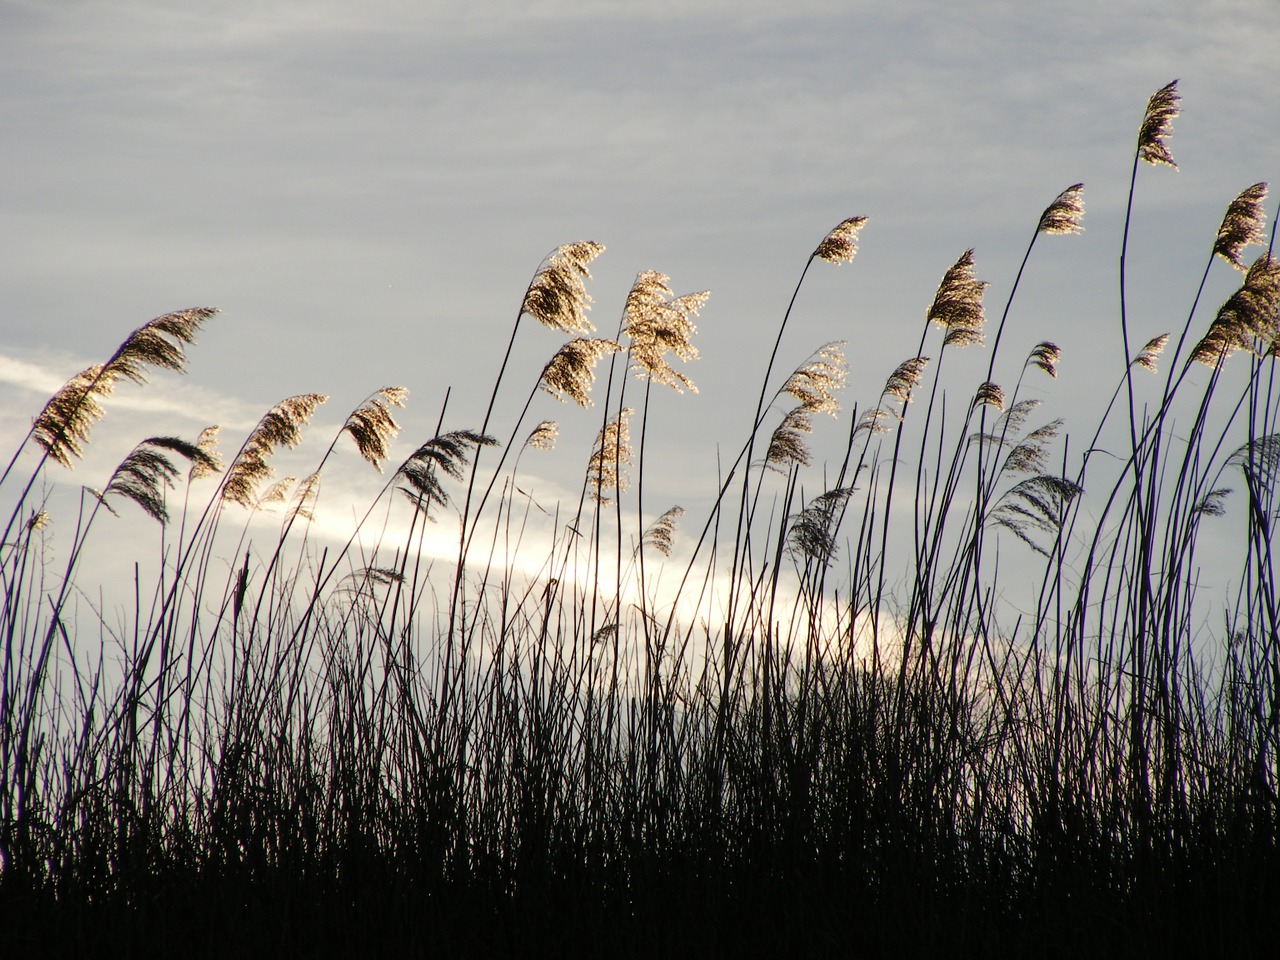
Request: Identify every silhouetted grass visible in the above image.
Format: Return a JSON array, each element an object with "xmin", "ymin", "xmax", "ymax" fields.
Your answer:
[{"xmin": 2, "ymin": 82, "xmax": 1277, "ymax": 957}]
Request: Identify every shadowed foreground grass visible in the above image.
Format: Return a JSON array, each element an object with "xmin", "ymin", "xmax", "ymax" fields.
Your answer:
[{"xmin": 2, "ymin": 82, "xmax": 1277, "ymax": 957}]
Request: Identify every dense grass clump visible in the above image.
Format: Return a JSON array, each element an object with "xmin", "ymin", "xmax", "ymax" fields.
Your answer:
[{"xmin": 2, "ymin": 82, "xmax": 1277, "ymax": 957}]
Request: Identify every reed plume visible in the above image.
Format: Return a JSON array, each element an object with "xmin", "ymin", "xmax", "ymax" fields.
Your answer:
[
  {"xmin": 524, "ymin": 420, "xmax": 559, "ymax": 452},
  {"xmin": 787, "ymin": 487, "xmax": 853, "ymax": 564},
  {"xmin": 221, "ymin": 394, "xmax": 328, "ymax": 508},
  {"xmin": 191, "ymin": 426, "xmax": 222, "ymax": 479},
  {"xmin": 586, "ymin": 408, "xmax": 632, "ymax": 504},
  {"xmin": 928, "ymin": 250, "xmax": 987, "ymax": 347},
  {"xmin": 973, "ymin": 381, "xmax": 1005, "ymax": 411},
  {"xmin": 1002, "ymin": 420, "xmax": 1063, "ymax": 476},
  {"xmin": 1214, "ymin": 183, "xmax": 1269, "ymax": 270},
  {"xmin": 623, "ymin": 271, "xmax": 708, "ymax": 393},
  {"xmin": 1037, "ymin": 183, "xmax": 1086, "ymax": 235},
  {"xmin": 1027, "ymin": 342, "xmax": 1061, "ymax": 379},
  {"xmin": 104, "ymin": 435, "xmax": 219, "ymax": 524},
  {"xmin": 343, "ymin": 387, "xmax": 408, "ymax": 472},
  {"xmin": 1190, "ymin": 254, "xmax": 1280, "ymax": 367},
  {"xmin": 642, "ymin": 506, "xmax": 684, "ymax": 557},
  {"xmin": 522, "ymin": 241, "xmax": 606, "ymax": 334},
  {"xmin": 541, "ymin": 338, "xmax": 622, "ymax": 408},
  {"xmin": 989, "ymin": 474, "xmax": 1083, "ymax": 554},
  {"xmin": 813, "ymin": 216, "xmax": 868, "ymax": 265},
  {"xmin": 29, "ymin": 307, "xmax": 216, "ymax": 468},
  {"xmin": 766, "ymin": 406, "xmax": 814, "ymax": 472},
  {"xmin": 397, "ymin": 430, "xmax": 498, "ymax": 517},
  {"xmin": 288, "ymin": 472, "xmax": 322, "ymax": 523},
  {"xmin": 782, "ymin": 341, "xmax": 847, "ymax": 415},
  {"xmin": 1138, "ymin": 80, "xmax": 1180, "ymax": 169},
  {"xmin": 1133, "ymin": 333, "xmax": 1170, "ymax": 372},
  {"xmin": 883, "ymin": 356, "xmax": 930, "ymax": 402}
]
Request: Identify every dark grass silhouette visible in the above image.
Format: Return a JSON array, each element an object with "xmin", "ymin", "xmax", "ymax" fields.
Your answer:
[{"xmin": 2, "ymin": 82, "xmax": 1277, "ymax": 957}]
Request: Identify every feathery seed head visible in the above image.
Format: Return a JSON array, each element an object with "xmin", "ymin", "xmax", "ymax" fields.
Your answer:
[
  {"xmin": 1038, "ymin": 184, "xmax": 1085, "ymax": 235},
  {"xmin": 783, "ymin": 341, "xmax": 847, "ymax": 416},
  {"xmin": 191, "ymin": 426, "xmax": 222, "ymax": 479},
  {"xmin": 1027, "ymin": 342, "xmax": 1062, "ymax": 379},
  {"xmin": 813, "ymin": 216, "xmax": 868, "ymax": 265},
  {"xmin": 540, "ymin": 338, "xmax": 621, "ymax": 408},
  {"xmin": 973, "ymin": 381, "xmax": 1005, "ymax": 411},
  {"xmin": 105, "ymin": 435, "xmax": 216, "ymax": 524},
  {"xmin": 1191, "ymin": 254, "xmax": 1280, "ymax": 366},
  {"xmin": 787, "ymin": 487, "xmax": 854, "ymax": 564},
  {"xmin": 525, "ymin": 420, "xmax": 559, "ymax": 451},
  {"xmin": 642, "ymin": 506, "xmax": 684, "ymax": 557},
  {"xmin": 1138, "ymin": 80, "xmax": 1180, "ymax": 169},
  {"xmin": 288, "ymin": 472, "xmax": 321, "ymax": 522},
  {"xmin": 587, "ymin": 408, "xmax": 633, "ymax": 504},
  {"xmin": 221, "ymin": 393, "xmax": 327, "ymax": 508},
  {"xmin": 766, "ymin": 406, "xmax": 814, "ymax": 472},
  {"xmin": 29, "ymin": 308, "xmax": 216, "ymax": 469},
  {"xmin": 623, "ymin": 270, "xmax": 707, "ymax": 393},
  {"xmin": 522, "ymin": 241, "xmax": 605, "ymax": 334},
  {"xmin": 344, "ymin": 386, "xmax": 407, "ymax": 472},
  {"xmin": 1215, "ymin": 183, "xmax": 1269, "ymax": 271},
  {"xmin": 855, "ymin": 406, "xmax": 901, "ymax": 436},
  {"xmin": 928, "ymin": 250, "xmax": 987, "ymax": 346},
  {"xmin": 397, "ymin": 430, "xmax": 498, "ymax": 518},
  {"xmin": 883, "ymin": 356, "xmax": 929, "ymax": 402},
  {"xmin": 1133, "ymin": 333, "xmax": 1170, "ymax": 372},
  {"xmin": 31, "ymin": 366, "xmax": 109, "ymax": 468}
]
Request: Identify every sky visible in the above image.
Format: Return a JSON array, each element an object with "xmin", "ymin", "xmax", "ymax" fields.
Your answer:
[{"xmin": 1, "ymin": 0, "xmax": 1278, "ymax": 618}]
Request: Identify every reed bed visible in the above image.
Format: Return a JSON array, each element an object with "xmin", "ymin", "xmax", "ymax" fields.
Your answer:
[{"xmin": 2, "ymin": 83, "xmax": 1277, "ymax": 957}]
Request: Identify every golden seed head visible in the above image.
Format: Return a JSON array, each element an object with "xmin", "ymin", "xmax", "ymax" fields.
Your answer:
[
  {"xmin": 587, "ymin": 408, "xmax": 633, "ymax": 504},
  {"xmin": 973, "ymin": 381, "xmax": 1005, "ymax": 411},
  {"xmin": 1191, "ymin": 254, "xmax": 1280, "ymax": 366},
  {"xmin": 1214, "ymin": 183, "xmax": 1269, "ymax": 271},
  {"xmin": 623, "ymin": 270, "xmax": 707, "ymax": 394},
  {"xmin": 883, "ymin": 356, "xmax": 929, "ymax": 402},
  {"xmin": 540, "ymin": 338, "xmax": 621, "ymax": 408},
  {"xmin": 1038, "ymin": 184, "xmax": 1085, "ymax": 235},
  {"xmin": 782, "ymin": 341, "xmax": 847, "ymax": 416},
  {"xmin": 766, "ymin": 406, "xmax": 814, "ymax": 472},
  {"xmin": 525, "ymin": 420, "xmax": 559, "ymax": 451},
  {"xmin": 928, "ymin": 250, "xmax": 987, "ymax": 346},
  {"xmin": 813, "ymin": 216, "xmax": 868, "ymax": 265},
  {"xmin": 1138, "ymin": 79, "xmax": 1180, "ymax": 169},
  {"xmin": 521, "ymin": 241, "xmax": 605, "ymax": 334}
]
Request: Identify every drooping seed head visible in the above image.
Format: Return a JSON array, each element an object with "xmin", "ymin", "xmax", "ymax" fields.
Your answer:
[
  {"xmin": 813, "ymin": 216, "xmax": 868, "ymax": 265},
  {"xmin": 1214, "ymin": 183, "xmax": 1269, "ymax": 271},
  {"xmin": 1138, "ymin": 80, "xmax": 1180, "ymax": 169},
  {"xmin": 1037, "ymin": 184, "xmax": 1085, "ymax": 235}
]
